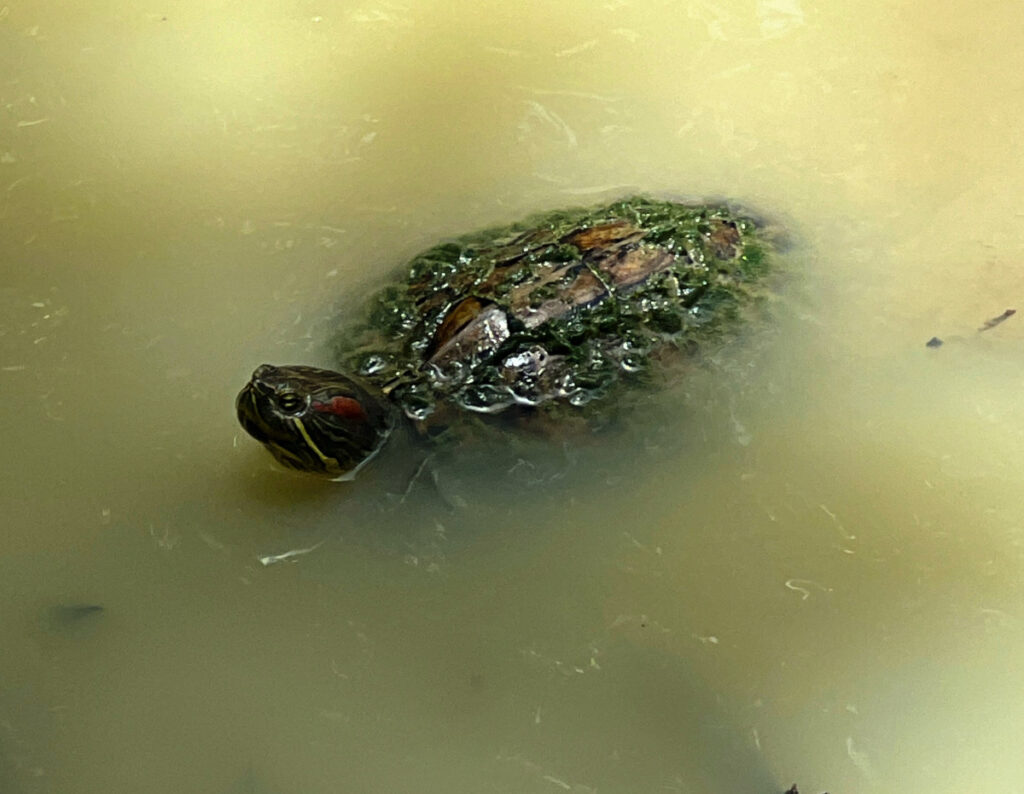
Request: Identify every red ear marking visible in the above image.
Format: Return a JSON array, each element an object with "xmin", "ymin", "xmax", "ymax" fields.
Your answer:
[{"xmin": 313, "ymin": 396, "xmax": 368, "ymax": 421}]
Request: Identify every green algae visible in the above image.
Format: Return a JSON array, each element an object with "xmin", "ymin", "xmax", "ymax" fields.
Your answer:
[{"xmin": 334, "ymin": 196, "xmax": 777, "ymax": 424}]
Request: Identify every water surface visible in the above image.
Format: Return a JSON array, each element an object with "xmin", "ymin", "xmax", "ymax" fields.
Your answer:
[{"xmin": 2, "ymin": 1, "xmax": 1023, "ymax": 792}]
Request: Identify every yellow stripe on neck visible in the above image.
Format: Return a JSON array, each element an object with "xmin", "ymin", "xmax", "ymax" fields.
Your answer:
[{"xmin": 291, "ymin": 417, "xmax": 337, "ymax": 470}]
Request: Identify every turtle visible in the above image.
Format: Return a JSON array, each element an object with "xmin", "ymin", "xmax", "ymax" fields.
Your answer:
[{"xmin": 235, "ymin": 196, "xmax": 776, "ymax": 480}]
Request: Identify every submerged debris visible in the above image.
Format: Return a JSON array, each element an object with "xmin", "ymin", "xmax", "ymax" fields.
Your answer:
[
  {"xmin": 978, "ymin": 308, "xmax": 1016, "ymax": 331},
  {"xmin": 257, "ymin": 539, "xmax": 326, "ymax": 566},
  {"xmin": 927, "ymin": 307, "xmax": 1016, "ymax": 347},
  {"xmin": 51, "ymin": 603, "xmax": 103, "ymax": 621},
  {"xmin": 44, "ymin": 604, "xmax": 104, "ymax": 632}
]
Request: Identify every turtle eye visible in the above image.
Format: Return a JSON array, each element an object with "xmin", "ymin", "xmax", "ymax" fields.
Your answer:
[{"xmin": 276, "ymin": 391, "xmax": 305, "ymax": 413}]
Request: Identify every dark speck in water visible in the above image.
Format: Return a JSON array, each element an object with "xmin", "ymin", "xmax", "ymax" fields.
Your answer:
[{"xmin": 46, "ymin": 604, "xmax": 104, "ymax": 630}]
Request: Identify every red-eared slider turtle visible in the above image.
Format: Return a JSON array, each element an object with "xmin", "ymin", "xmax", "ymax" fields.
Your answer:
[{"xmin": 236, "ymin": 197, "xmax": 775, "ymax": 479}]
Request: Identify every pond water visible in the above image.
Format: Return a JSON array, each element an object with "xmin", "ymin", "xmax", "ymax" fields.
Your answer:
[{"xmin": 2, "ymin": 1, "xmax": 1023, "ymax": 792}]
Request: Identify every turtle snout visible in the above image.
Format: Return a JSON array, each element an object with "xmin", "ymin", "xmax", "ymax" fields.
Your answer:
[{"xmin": 252, "ymin": 364, "xmax": 278, "ymax": 381}]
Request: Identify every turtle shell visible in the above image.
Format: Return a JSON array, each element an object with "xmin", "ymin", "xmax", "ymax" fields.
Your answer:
[{"xmin": 335, "ymin": 196, "xmax": 773, "ymax": 422}]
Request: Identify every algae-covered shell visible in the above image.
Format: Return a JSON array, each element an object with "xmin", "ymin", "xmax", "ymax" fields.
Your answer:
[{"xmin": 339, "ymin": 196, "xmax": 774, "ymax": 421}]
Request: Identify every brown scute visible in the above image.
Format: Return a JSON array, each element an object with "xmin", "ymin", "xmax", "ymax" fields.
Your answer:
[
  {"xmin": 597, "ymin": 246, "xmax": 677, "ymax": 290},
  {"xmin": 507, "ymin": 264, "xmax": 572, "ymax": 313},
  {"xmin": 429, "ymin": 297, "xmax": 487, "ymax": 355},
  {"xmin": 427, "ymin": 303, "xmax": 511, "ymax": 369},
  {"xmin": 559, "ymin": 268, "xmax": 606, "ymax": 308},
  {"xmin": 530, "ymin": 269, "xmax": 608, "ymax": 328},
  {"xmin": 477, "ymin": 262, "xmax": 521, "ymax": 291},
  {"xmin": 508, "ymin": 264, "xmax": 609, "ymax": 329},
  {"xmin": 707, "ymin": 219, "xmax": 741, "ymax": 259},
  {"xmin": 414, "ymin": 289, "xmax": 453, "ymax": 317},
  {"xmin": 565, "ymin": 220, "xmax": 644, "ymax": 251}
]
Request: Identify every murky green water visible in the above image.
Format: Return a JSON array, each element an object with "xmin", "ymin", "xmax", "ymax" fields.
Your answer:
[{"xmin": 3, "ymin": 1, "xmax": 1023, "ymax": 792}]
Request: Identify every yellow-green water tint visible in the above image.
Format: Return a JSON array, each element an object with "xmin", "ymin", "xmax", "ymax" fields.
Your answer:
[{"xmin": 2, "ymin": 1, "xmax": 1023, "ymax": 792}]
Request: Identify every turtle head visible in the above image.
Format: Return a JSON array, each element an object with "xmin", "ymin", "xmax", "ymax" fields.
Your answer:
[{"xmin": 236, "ymin": 364, "xmax": 393, "ymax": 480}]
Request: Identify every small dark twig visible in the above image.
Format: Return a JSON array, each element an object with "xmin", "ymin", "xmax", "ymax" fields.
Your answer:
[{"xmin": 978, "ymin": 308, "xmax": 1016, "ymax": 332}]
